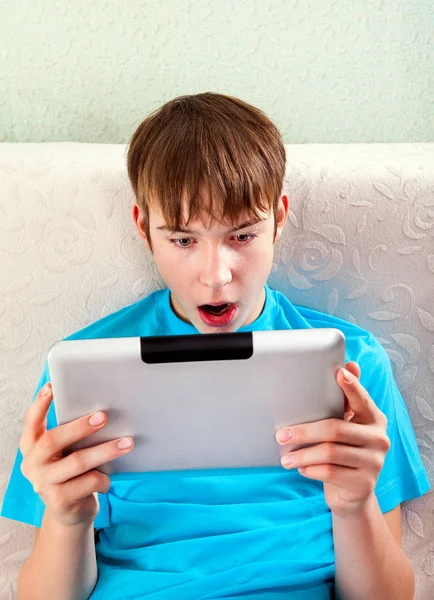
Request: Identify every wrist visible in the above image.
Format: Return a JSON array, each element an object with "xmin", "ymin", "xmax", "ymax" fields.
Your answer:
[
  {"xmin": 43, "ymin": 507, "xmax": 96, "ymax": 532},
  {"xmin": 331, "ymin": 491, "xmax": 377, "ymax": 520}
]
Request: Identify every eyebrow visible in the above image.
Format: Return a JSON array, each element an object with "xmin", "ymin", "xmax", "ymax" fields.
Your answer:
[{"xmin": 156, "ymin": 218, "xmax": 266, "ymax": 235}]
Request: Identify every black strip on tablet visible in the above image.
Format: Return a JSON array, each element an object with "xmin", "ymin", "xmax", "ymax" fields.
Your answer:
[{"xmin": 140, "ymin": 332, "xmax": 253, "ymax": 364}]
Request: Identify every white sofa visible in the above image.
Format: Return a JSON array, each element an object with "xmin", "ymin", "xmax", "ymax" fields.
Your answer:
[{"xmin": 0, "ymin": 142, "xmax": 433, "ymax": 599}]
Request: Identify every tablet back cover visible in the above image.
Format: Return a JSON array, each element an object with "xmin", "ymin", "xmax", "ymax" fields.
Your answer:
[{"xmin": 48, "ymin": 328, "xmax": 345, "ymax": 473}]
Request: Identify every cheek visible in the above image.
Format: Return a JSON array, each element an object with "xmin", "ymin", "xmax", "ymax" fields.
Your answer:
[
  {"xmin": 241, "ymin": 245, "xmax": 272, "ymax": 273},
  {"xmin": 153, "ymin": 249, "xmax": 183, "ymax": 281}
]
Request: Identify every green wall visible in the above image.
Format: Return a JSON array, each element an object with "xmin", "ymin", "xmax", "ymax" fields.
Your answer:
[{"xmin": 1, "ymin": 0, "xmax": 433, "ymax": 143}]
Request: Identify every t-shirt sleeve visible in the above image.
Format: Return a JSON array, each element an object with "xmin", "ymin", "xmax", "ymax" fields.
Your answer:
[
  {"xmin": 359, "ymin": 333, "xmax": 431, "ymax": 514},
  {"xmin": 0, "ymin": 359, "xmax": 110, "ymax": 531}
]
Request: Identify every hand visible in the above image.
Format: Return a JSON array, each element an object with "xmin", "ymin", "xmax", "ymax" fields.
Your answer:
[
  {"xmin": 19, "ymin": 382, "xmax": 135, "ymax": 527},
  {"xmin": 275, "ymin": 362, "xmax": 391, "ymax": 517}
]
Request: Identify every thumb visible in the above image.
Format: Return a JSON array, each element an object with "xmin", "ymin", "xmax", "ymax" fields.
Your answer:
[
  {"xmin": 342, "ymin": 361, "xmax": 360, "ymax": 421},
  {"xmin": 345, "ymin": 361, "xmax": 361, "ymax": 380}
]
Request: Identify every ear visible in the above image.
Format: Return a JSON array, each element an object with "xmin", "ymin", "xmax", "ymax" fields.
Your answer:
[
  {"xmin": 132, "ymin": 204, "xmax": 151, "ymax": 251},
  {"xmin": 273, "ymin": 195, "xmax": 289, "ymax": 243}
]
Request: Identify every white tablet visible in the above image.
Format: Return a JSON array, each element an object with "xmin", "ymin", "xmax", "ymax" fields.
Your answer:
[{"xmin": 48, "ymin": 328, "xmax": 346, "ymax": 474}]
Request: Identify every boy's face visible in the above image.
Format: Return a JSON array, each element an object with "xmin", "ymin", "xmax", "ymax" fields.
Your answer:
[{"xmin": 132, "ymin": 190, "xmax": 289, "ymax": 333}]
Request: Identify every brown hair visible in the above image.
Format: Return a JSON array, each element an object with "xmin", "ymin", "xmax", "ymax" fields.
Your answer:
[{"xmin": 126, "ymin": 92, "xmax": 286, "ymax": 250}]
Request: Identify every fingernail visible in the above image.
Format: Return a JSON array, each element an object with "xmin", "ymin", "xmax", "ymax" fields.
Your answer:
[
  {"xmin": 281, "ymin": 456, "xmax": 293, "ymax": 468},
  {"xmin": 342, "ymin": 368, "xmax": 354, "ymax": 383},
  {"xmin": 41, "ymin": 383, "xmax": 50, "ymax": 397},
  {"xmin": 89, "ymin": 411, "xmax": 105, "ymax": 426},
  {"xmin": 276, "ymin": 428, "xmax": 293, "ymax": 442},
  {"xmin": 117, "ymin": 437, "xmax": 133, "ymax": 450}
]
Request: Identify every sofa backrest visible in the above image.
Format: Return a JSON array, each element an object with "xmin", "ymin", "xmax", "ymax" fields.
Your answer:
[{"xmin": 0, "ymin": 142, "xmax": 433, "ymax": 599}]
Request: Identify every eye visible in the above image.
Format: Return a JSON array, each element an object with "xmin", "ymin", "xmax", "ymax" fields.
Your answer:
[
  {"xmin": 234, "ymin": 233, "xmax": 257, "ymax": 243},
  {"xmin": 170, "ymin": 237, "xmax": 193, "ymax": 248}
]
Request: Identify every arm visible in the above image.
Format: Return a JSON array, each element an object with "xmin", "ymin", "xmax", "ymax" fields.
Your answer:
[
  {"xmin": 276, "ymin": 362, "xmax": 418, "ymax": 600},
  {"xmin": 18, "ymin": 510, "xmax": 98, "ymax": 600},
  {"xmin": 332, "ymin": 495, "xmax": 414, "ymax": 600},
  {"xmin": 15, "ymin": 381, "xmax": 134, "ymax": 599},
  {"xmin": 18, "ymin": 509, "xmax": 98, "ymax": 600}
]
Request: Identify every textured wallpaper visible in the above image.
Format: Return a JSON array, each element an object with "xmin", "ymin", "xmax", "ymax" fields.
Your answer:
[{"xmin": 1, "ymin": 0, "xmax": 433, "ymax": 144}]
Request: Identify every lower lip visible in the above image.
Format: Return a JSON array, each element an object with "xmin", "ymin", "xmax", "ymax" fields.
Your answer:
[{"xmin": 197, "ymin": 304, "xmax": 238, "ymax": 327}]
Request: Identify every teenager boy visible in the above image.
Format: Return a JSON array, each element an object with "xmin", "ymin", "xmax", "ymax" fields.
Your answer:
[{"xmin": 1, "ymin": 92, "xmax": 430, "ymax": 600}]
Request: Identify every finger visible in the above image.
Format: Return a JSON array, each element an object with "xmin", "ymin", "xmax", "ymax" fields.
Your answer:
[
  {"xmin": 296, "ymin": 463, "xmax": 369, "ymax": 493},
  {"xmin": 46, "ymin": 436, "xmax": 134, "ymax": 484},
  {"xmin": 20, "ymin": 383, "xmax": 53, "ymax": 456},
  {"xmin": 55, "ymin": 470, "xmax": 112, "ymax": 504},
  {"xmin": 276, "ymin": 418, "xmax": 379, "ymax": 448},
  {"xmin": 46, "ymin": 471, "xmax": 112, "ymax": 518},
  {"xmin": 32, "ymin": 410, "xmax": 110, "ymax": 464},
  {"xmin": 343, "ymin": 395, "xmax": 353, "ymax": 421},
  {"xmin": 281, "ymin": 441, "xmax": 384, "ymax": 473},
  {"xmin": 342, "ymin": 363, "xmax": 360, "ymax": 421},
  {"xmin": 336, "ymin": 367, "xmax": 381, "ymax": 426}
]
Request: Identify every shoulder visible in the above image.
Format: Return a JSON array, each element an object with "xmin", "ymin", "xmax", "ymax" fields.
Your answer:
[
  {"xmin": 270, "ymin": 288, "xmax": 391, "ymax": 380},
  {"xmin": 296, "ymin": 302, "xmax": 396, "ymax": 406},
  {"xmin": 298, "ymin": 303, "xmax": 391, "ymax": 379},
  {"xmin": 63, "ymin": 288, "xmax": 164, "ymax": 341}
]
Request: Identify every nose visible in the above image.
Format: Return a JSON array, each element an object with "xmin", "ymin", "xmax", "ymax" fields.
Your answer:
[{"xmin": 199, "ymin": 245, "xmax": 232, "ymax": 289}]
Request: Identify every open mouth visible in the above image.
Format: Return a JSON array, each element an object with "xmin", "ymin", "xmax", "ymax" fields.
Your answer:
[
  {"xmin": 200, "ymin": 303, "xmax": 233, "ymax": 316},
  {"xmin": 197, "ymin": 302, "xmax": 237, "ymax": 327}
]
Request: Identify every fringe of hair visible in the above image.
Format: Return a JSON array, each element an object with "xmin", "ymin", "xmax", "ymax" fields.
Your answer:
[{"xmin": 127, "ymin": 92, "xmax": 286, "ymax": 246}]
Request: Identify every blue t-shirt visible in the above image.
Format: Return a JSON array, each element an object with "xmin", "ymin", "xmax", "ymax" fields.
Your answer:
[{"xmin": 1, "ymin": 284, "xmax": 430, "ymax": 600}]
